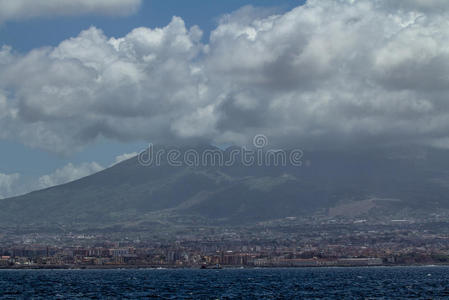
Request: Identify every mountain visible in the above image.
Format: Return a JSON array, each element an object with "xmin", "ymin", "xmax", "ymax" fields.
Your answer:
[{"xmin": 2, "ymin": 145, "xmax": 449, "ymax": 230}]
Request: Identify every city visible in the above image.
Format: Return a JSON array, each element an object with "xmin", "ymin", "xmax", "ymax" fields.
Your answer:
[{"xmin": 2, "ymin": 218, "xmax": 449, "ymax": 269}]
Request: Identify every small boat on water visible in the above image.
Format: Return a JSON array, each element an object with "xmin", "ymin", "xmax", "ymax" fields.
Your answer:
[{"xmin": 200, "ymin": 264, "xmax": 222, "ymax": 269}]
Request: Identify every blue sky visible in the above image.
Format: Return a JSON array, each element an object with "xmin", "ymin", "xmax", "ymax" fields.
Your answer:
[
  {"xmin": 1, "ymin": 0, "xmax": 302, "ymax": 52},
  {"xmin": 0, "ymin": 0, "xmax": 303, "ymax": 194}
]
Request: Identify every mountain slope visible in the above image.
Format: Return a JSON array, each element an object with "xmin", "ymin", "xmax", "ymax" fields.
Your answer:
[{"xmin": 2, "ymin": 145, "xmax": 449, "ymax": 228}]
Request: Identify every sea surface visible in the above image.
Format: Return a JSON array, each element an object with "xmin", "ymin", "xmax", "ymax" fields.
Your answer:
[{"xmin": 0, "ymin": 266, "xmax": 448, "ymax": 299}]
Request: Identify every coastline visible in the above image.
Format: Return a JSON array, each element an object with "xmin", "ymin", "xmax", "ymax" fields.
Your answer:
[{"xmin": 0, "ymin": 264, "xmax": 448, "ymax": 270}]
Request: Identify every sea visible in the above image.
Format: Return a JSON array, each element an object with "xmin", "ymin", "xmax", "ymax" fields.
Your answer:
[{"xmin": 0, "ymin": 266, "xmax": 448, "ymax": 299}]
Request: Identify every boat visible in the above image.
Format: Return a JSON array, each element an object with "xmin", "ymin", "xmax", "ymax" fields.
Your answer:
[{"xmin": 200, "ymin": 264, "xmax": 222, "ymax": 269}]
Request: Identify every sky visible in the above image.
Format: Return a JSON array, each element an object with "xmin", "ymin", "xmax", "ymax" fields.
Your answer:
[{"xmin": 0, "ymin": 0, "xmax": 449, "ymax": 198}]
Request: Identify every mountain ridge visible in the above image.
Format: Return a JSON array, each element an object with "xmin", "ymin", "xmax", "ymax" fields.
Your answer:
[{"xmin": 2, "ymin": 145, "xmax": 449, "ymax": 229}]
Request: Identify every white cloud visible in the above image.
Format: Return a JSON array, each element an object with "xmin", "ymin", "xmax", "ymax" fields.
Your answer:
[
  {"xmin": 0, "ymin": 17, "xmax": 204, "ymax": 153},
  {"xmin": 37, "ymin": 162, "xmax": 104, "ymax": 189},
  {"xmin": 0, "ymin": 149, "xmax": 143, "ymax": 198},
  {"xmin": 1, "ymin": 0, "xmax": 449, "ymax": 152},
  {"xmin": 113, "ymin": 152, "xmax": 138, "ymax": 165},
  {"xmin": 0, "ymin": 172, "xmax": 20, "ymax": 199},
  {"xmin": 0, "ymin": 0, "xmax": 141, "ymax": 23}
]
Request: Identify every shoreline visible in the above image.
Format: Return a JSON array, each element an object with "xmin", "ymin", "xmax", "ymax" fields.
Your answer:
[{"xmin": 0, "ymin": 264, "xmax": 448, "ymax": 270}]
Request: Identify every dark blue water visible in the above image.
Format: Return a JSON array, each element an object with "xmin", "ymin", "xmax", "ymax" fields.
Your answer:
[{"xmin": 0, "ymin": 267, "xmax": 448, "ymax": 299}]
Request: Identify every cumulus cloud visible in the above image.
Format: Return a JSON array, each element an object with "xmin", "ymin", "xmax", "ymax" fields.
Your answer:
[
  {"xmin": 0, "ymin": 0, "xmax": 141, "ymax": 23},
  {"xmin": 37, "ymin": 162, "xmax": 104, "ymax": 189},
  {"xmin": 0, "ymin": 17, "xmax": 205, "ymax": 153},
  {"xmin": 1, "ymin": 0, "xmax": 449, "ymax": 152},
  {"xmin": 0, "ymin": 172, "xmax": 20, "ymax": 199},
  {"xmin": 113, "ymin": 152, "xmax": 138, "ymax": 165},
  {"xmin": 0, "ymin": 149, "xmax": 142, "ymax": 198}
]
